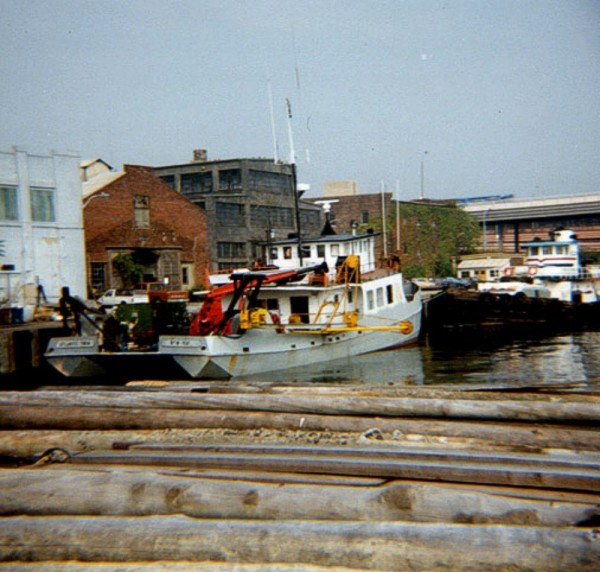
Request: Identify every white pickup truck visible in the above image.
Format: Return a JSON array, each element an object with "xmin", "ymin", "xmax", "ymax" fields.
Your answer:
[{"xmin": 97, "ymin": 288, "xmax": 149, "ymax": 307}]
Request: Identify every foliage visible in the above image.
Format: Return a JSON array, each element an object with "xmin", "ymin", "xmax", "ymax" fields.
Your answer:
[
  {"xmin": 111, "ymin": 253, "xmax": 144, "ymax": 288},
  {"xmin": 361, "ymin": 201, "xmax": 480, "ymax": 278}
]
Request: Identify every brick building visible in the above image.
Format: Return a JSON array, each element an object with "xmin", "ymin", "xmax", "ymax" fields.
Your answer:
[
  {"xmin": 307, "ymin": 192, "xmax": 395, "ymax": 263},
  {"xmin": 153, "ymin": 151, "xmax": 324, "ymax": 271},
  {"xmin": 83, "ymin": 164, "xmax": 209, "ymax": 296}
]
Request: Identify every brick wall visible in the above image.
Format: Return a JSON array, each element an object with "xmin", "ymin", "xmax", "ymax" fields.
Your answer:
[{"xmin": 84, "ymin": 165, "xmax": 209, "ymax": 292}]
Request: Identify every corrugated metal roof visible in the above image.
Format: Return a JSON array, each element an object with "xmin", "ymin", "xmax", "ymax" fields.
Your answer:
[{"xmin": 462, "ymin": 193, "xmax": 600, "ymax": 222}]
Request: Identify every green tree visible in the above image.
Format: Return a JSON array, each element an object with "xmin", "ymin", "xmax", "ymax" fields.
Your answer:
[
  {"xmin": 111, "ymin": 253, "xmax": 144, "ymax": 288},
  {"xmin": 362, "ymin": 201, "xmax": 480, "ymax": 278}
]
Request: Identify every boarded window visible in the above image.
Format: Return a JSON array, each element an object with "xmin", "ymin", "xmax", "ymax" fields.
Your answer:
[{"xmin": 134, "ymin": 195, "xmax": 150, "ymax": 228}]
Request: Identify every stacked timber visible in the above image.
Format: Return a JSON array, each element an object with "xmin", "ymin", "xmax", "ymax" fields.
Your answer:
[{"xmin": 0, "ymin": 384, "xmax": 599, "ymax": 571}]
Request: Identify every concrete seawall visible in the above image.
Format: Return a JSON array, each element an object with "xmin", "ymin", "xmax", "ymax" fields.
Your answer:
[{"xmin": 0, "ymin": 323, "xmax": 65, "ymax": 381}]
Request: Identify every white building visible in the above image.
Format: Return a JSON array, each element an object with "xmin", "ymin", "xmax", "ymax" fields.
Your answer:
[{"xmin": 0, "ymin": 147, "xmax": 86, "ymax": 314}]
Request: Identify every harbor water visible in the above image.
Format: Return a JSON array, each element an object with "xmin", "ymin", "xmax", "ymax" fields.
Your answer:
[
  {"xmin": 18, "ymin": 327, "xmax": 600, "ymax": 391},
  {"xmin": 232, "ymin": 328, "xmax": 600, "ymax": 390}
]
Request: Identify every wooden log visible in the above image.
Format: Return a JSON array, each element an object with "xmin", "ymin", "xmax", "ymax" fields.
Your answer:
[
  {"xmin": 0, "ymin": 516, "xmax": 598, "ymax": 570},
  {"xmin": 129, "ymin": 443, "xmax": 600, "ymax": 472},
  {"xmin": 71, "ymin": 449, "xmax": 600, "ymax": 492},
  {"xmin": 1, "ymin": 409, "xmax": 599, "ymax": 455},
  {"xmin": 1, "ymin": 391, "xmax": 599, "ymax": 422},
  {"xmin": 0, "ymin": 563, "xmax": 361, "ymax": 571},
  {"xmin": 0, "ymin": 468, "xmax": 597, "ymax": 526}
]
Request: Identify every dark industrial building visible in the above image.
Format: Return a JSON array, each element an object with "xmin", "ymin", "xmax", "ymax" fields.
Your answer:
[{"xmin": 154, "ymin": 150, "xmax": 324, "ymax": 271}]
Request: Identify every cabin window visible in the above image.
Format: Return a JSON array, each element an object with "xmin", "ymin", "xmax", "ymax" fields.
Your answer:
[
  {"xmin": 290, "ymin": 296, "xmax": 310, "ymax": 324},
  {"xmin": 269, "ymin": 247, "xmax": 279, "ymax": 260},
  {"xmin": 134, "ymin": 195, "xmax": 150, "ymax": 228},
  {"xmin": 543, "ymin": 246, "xmax": 552, "ymax": 255},
  {"xmin": 331, "ymin": 244, "xmax": 340, "ymax": 257},
  {"xmin": 284, "ymin": 247, "xmax": 293, "ymax": 259},
  {"xmin": 386, "ymin": 284, "xmax": 393, "ymax": 304},
  {"xmin": 30, "ymin": 187, "xmax": 55, "ymax": 222},
  {"xmin": 376, "ymin": 288, "xmax": 384, "ymax": 307},
  {"xmin": 367, "ymin": 290, "xmax": 375, "ymax": 310},
  {"xmin": 530, "ymin": 247, "xmax": 539, "ymax": 256},
  {"xmin": 317, "ymin": 245, "xmax": 326, "ymax": 258},
  {"xmin": 0, "ymin": 187, "xmax": 18, "ymax": 220}
]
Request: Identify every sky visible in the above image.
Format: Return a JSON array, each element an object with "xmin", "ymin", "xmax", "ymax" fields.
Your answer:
[{"xmin": 1, "ymin": 0, "xmax": 599, "ymax": 200}]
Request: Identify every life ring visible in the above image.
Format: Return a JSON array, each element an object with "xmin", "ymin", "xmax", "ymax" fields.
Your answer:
[
  {"xmin": 503, "ymin": 266, "xmax": 515, "ymax": 277},
  {"xmin": 528, "ymin": 266, "xmax": 538, "ymax": 276}
]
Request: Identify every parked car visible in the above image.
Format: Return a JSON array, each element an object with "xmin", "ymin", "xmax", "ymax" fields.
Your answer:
[{"xmin": 97, "ymin": 288, "xmax": 148, "ymax": 307}]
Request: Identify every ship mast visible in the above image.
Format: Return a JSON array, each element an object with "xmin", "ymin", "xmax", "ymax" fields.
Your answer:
[{"xmin": 286, "ymin": 98, "xmax": 303, "ymax": 265}]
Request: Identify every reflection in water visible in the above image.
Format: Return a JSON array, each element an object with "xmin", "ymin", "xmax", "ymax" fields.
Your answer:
[{"xmin": 241, "ymin": 330, "xmax": 600, "ymax": 389}]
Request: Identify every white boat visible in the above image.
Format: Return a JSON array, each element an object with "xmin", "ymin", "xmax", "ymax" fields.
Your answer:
[
  {"xmin": 45, "ymin": 231, "xmax": 422, "ymax": 379},
  {"xmin": 477, "ymin": 229, "xmax": 600, "ymax": 304}
]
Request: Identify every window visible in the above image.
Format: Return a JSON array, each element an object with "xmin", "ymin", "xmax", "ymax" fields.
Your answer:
[
  {"xmin": 181, "ymin": 265, "xmax": 191, "ymax": 288},
  {"xmin": 181, "ymin": 172, "xmax": 212, "ymax": 196},
  {"xmin": 134, "ymin": 195, "xmax": 150, "ymax": 228},
  {"xmin": 317, "ymin": 244, "xmax": 326, "ymax": 258},
  {"xmin": 376, "ymin": 288, "xmax": 384, "ymax": 307},
  {"xmin": 160, "ymin": 175, "xmax": 176, "ymax": 190},
  {"xmin": 361, "ymin": 210, "xmax": 369, "ymax": 224},
  {"xmin": 90, "ymin": 262, "xmax": 106, "ymax": 293},
  {"xmin": 30, "ymin": 188, "xmax": 55, "ymax": 222},
  {"xmin": 386, "ymin": 284, "xmax": 393, "ymax": 304},
  {"xmin": 250, "ymin": 205, "xmax": 293, "ymax": 227},
  {"xmin": 248, "ymin": 170, "xmax": 291, "ymax": 192},
  {"xmin": 367, "ymin": 290, "xmax": 374, "ymax": 310},
  {"xmin": 218, "ymin": 169, "xmax": 242, "ymax": 191},
  {"xmin": 0, "ymin": 187, "xmax": 18, "ymax": 221},
  {"xmin": 216, "ymin": 202, "xmax": 244, "ymax": 225},
  {"xmin": 217, "ymin": 242, "xmax": 246, "ymax": 258}
]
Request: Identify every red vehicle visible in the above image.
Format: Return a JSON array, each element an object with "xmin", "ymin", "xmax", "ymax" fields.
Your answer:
[{"xmin": 135, "ymin": 282, "xmax": 189, "ymax": 303}]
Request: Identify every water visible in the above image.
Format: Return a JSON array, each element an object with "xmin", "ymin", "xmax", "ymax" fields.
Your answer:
[
  {"xmin": 11, "ymin": 328, "xmax": 600, "ymax": 392},
  {"xmin": 233, "ymin": 329, "xmax": 600, "ymax": 390}
]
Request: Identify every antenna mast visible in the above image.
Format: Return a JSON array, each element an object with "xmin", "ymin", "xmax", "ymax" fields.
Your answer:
[{"xmin": 286, "ymin": 98, "xmax": 303, "ymax": 265}]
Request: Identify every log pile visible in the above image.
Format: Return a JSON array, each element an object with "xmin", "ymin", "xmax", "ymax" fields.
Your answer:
[{"xmin": 0, "ymin": 384, "xmax": 599, "ymax": 571}]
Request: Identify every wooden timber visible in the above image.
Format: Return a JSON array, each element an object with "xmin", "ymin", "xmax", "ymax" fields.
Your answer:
[{"xmin": 0, "ymin": 387, "xmax": 598, "ymax": 570}]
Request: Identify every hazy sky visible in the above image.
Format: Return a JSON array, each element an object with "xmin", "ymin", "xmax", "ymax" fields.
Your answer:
[{"xmin": 2, "ymin": 0, "xmax": 599, "ymax": 200}]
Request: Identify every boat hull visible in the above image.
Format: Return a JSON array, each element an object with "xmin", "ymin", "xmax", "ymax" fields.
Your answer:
[{"xmin": 45, "ymin": 303, "xmax": 422, "ymax": 380}]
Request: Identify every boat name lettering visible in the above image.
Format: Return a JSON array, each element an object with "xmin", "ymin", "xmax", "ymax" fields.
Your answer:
[
  {"xmin": 162, "ymin": 338, "xmax": 204, "ymax": 348},
  {"xmin": 56, "ymin": 339, "xmax": 96, "ymax": 349}
]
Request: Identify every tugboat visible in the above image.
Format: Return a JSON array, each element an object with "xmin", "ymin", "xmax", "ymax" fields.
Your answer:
[
  {"xmin": 45, "ymin": 231, "xmax": 422, "ymax": 379},
  {"xmin": 425, "ymin": 229, "xmax": 600, "ymax": 331}
]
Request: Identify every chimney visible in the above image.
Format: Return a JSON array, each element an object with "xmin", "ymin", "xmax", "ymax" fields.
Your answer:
[{"xmin": 193, "ymin": 149, "xmax": 207, "ymax": 162}]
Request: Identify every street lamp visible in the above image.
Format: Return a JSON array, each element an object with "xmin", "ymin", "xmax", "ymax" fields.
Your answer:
[{"xmin": 419, "ymin": 151, "xmax": 428, "ymax": 200}]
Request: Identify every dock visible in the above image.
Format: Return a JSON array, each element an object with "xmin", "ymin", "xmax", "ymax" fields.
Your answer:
[{"xmin": 0, "ymin": 383, "xmax": 598, "ymax": 569}]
